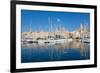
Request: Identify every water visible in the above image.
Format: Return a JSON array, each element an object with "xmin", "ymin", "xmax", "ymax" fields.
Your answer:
[{"xmin": 21, "ymin": 40, "xmax": 90, "ymax": 63}]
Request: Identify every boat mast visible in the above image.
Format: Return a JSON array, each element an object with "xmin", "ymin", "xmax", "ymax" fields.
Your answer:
[
  {"xmin": 57, "ymin": 18, "xmax": 61, "ymax": 36},
  {"xmin": 80, "ymin": 23, "xmax": 84, "ymax": 39},
  {"xmin": 48, "ymin": 17, "xmax": 52, "ymax": 32},
  {"xmin": 29, "ymin": 21, "xmax": 32, "ymax": 33},
  {"xmin": 48, "ymin": 17, "xmax": 53, "ymax": 38},
  {"xmin": 48, "ymin": 17, "xmax": 50, "ymax": 32}
]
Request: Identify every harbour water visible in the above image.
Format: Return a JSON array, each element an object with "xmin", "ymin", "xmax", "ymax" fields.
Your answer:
[{"xmin": 21, "ymin": 40, "xmax": 90, "ymax": 63}]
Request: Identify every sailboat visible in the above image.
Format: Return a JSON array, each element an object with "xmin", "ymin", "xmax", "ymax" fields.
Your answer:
[
  {"xmin": 47, "ymin": 17, "xmax": 68, "ymax": 44},
  {"xmin": 36, "ymin": 17, "xmax": 69, "ymax": 45},
  {"xmin": 80, "ymin": 24, "xmax": 90, "ymax": 43},
  {"xmin": 22, "ymin": 17, "xmax": 70, "ymax": 45}
]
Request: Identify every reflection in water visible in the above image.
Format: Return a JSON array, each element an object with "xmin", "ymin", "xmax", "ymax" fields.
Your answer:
[{"xmin": 21, "ymin": 40, "xmax": 90, "ymax": 63}]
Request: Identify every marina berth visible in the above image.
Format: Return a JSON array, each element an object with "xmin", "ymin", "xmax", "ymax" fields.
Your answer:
[{"xmin": 21, "ymin": 17, "xmax": 90, "ymax": 46}]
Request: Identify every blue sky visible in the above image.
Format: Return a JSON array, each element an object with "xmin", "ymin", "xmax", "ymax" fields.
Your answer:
[{"xmin": 21, "ymin": 9, "xmax": 90, "ymax": 32}]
